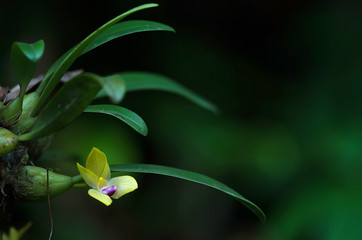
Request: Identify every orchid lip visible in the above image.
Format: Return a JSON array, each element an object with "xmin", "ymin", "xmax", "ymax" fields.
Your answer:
[{"xmin": 102, "ymin": 186, "xmax": 117, "ymax": 196}]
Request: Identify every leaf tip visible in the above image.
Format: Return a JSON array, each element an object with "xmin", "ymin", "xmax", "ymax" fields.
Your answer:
[
  {"xmin": 141, "ymin": 125, "xmax": 148, "ymax": 136},
  {"xmin": 210, "ymin": 105, "xmax": 220, "ymax": 115},
  {"xmin": 200, "ymin": 101, "xmax": 219, "ymax": 114},
  {"xmin": 148, "ymin": 3, "xmax": 159, "ymax": 7}
]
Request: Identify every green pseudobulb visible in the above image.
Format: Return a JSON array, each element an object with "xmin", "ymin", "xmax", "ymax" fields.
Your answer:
[
  {"xmin": 17, "ymin": 166, "xmax": 73, "ymax": 201},
  {"xmin": 0, "ymin": 128, "xmax": 18, "ymax": 157}
]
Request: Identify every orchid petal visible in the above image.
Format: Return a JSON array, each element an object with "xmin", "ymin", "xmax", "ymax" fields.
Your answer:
[
  {"xmin": 109, "ymin": 176, "xmax": 138, "ymax": 199},
  {"xmin": 97, "ymin": 177, "xmax": 109, "ymax": 190},
  {"xmin": 86, "ymin": 147, "xmax": 110, "ymax": 179},
  {"xmin": 88, "ymin": 189, "xmax": 112, "ymax": 206},
  {"xmin": 77, "ymin": 163, "xmax": 98, "ymax": 189},
  {"xmin": 100, "ymin": 159, "xmax": 111, "ymax": 180}
]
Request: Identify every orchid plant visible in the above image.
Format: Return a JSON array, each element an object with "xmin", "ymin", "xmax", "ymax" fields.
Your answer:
[{"xmin": 0, "ymin": 3, "xmax": 265, "ymax": 238}]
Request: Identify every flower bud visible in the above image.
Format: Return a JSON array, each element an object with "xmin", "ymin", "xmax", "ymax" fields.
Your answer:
[
  {"xmin": 16, "ymin": 166, "xmax": 73, "ymax": 201},
  {"xmin": 0, "ymin": 128, "xmax": 18, "ymax": 157}
]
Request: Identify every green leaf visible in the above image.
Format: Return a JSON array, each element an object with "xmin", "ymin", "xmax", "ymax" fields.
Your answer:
[
  {"xmin": 33, "ymin": 3, "xmax": 159, "ymax": 116},
  {"xmin": 36, "ymin": 20, "xmax": 173, "ymax": 102},
  {"xmin": 121, "ymin": 72, "xmax": 218, "ymax": 113},
  {"xmin": 110, "ymin": 163, "xmax": 266, "ymax": 222},
  {"xmin": 37, "ymin": 19, "xmax": 173, "ymax": 100},
  {"xmin": 96, "ymin": 75, "xmax": 126, "ymax": 104},
  {"xmin": 19, "ymin": 73, "xmax": 102, "ymax": 141},
  {"xmin": 83, "ymin": 20, "xmax": 175, "ymax": 53},
  {"xmin": 84, "ymin": 105, "xmax": 148, "ymax": 136},
  {"xmin": 11, "ymin": 40, "xmax": 44, "ymax": 98}
]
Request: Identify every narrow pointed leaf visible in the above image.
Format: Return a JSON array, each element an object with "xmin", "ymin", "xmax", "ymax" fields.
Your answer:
[
  {"xmin": 11, "ymin": 40, "xmax": 44, "ymax": 98},
  {"xmin": 19, "ymin": 73, "xmax": 102, "ymax": 141},
  {"xmin": 84, "ymin": 105, "xmax": 148, "ymax": 136},
  {"xmin": 96, "ymin": 75, "xmax": 126, "ymax": 104},
  {"xmin": 83, "ymin": 20, "xmax": 175, "ymax": 53},
  {"xmin": 111, "ymin": 163, "xmax": 266, "ymax": 222},
  {"xmin": 33, "ymin": 3, "xmax": 159, "ymax": 115},
  {"xmin": 121, "ymin": 72, "xmax": 218, "ymax": 113},
  {"xmin": 37, "ymin": 19, "xmax": 173, "ymax": 100},
  {"xmin": 37, "ymin": 47, "xmax": 73, "ymax": 93}
]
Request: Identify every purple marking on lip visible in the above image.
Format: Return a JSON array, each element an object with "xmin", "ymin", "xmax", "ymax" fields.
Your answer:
[{"xmin": 102, "ymin": 186, "xmax": 117, "ymax": 196}]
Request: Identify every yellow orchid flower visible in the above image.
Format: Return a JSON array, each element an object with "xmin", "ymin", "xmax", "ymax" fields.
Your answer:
[{"xmin": 77, "ymin": 147, "xmax": 138, "ymax": 206}]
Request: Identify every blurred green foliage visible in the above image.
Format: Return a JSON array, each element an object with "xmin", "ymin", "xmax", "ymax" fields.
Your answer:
[{"xmin": 1, "ymin": 0, "xmax": 362, "ymax": 239}]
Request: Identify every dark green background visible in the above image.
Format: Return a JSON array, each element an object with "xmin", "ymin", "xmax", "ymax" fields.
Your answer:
[{"xmin": 1, "ymin": 0, "xmax": 362, "ymax": 239}]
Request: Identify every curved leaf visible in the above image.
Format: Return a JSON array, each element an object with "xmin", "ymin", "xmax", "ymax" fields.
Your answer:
[
  {"xmin": 36, "ymin": 19, "xmax": 173, "ymax": 102},
  {"xmin": 19, "ymin": 73, "xmax": 102, "ymax": 141},
  {"xmin": 0, "ymin": 40, "xmax": 44, "ymax": 124},
  {"xmin": 12, "ymin": 40, "xmax": 44, "ymax": 62},
  {"xmin": 84, "ymin": 105, "xmax": 148, "ymax": 136},
  {"xmin": 110, "ymin": 163, "xmax": 266, "ymax": 222},
  {"xmin": 33, "ymin": 3, "xmax": 159, "ymax": 116},
  {"xmin": 96, "ymin": 75, "xmax": 126, "ymax": 104},
  {"xmin": 11, "ymin": 40, "xmax": 44, "ymax": 98},
  {"xmin": 83, "ymin": 20, "xmax": 175, "ymax": 53},
  {"xmin": 121, "ymin": 72, "xmax": 218, "ymax": 113}
]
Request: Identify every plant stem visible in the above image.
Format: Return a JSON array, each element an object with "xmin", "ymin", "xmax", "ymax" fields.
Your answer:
[{"xmin": 71, "ymin": 175, "xmax": 83, "ymax": 185}]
